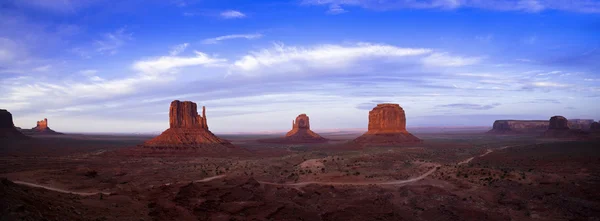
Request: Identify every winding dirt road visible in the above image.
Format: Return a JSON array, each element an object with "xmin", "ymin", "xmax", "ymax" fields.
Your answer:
[
  {"xmin": 259, "ymin": 166, "xmax": 438, "ymax": 187},
  {"xmin": 12, "ymin": 181, "xmax": 112, "ymax": 196}
]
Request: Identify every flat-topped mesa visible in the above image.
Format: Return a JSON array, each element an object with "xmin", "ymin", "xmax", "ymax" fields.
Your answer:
[
  {"xmin": 0, "ymin": 109, "xmax": 29, "ymax": 139},
  {"xmin": 141, "ymin": 100, "xmax": 234, "ymax": 149},
  {"xmin": 353, "ymin": 103, "xmax": 421, "ymax": 146},
  {"xmin": 568, "ymin": 119, "xmax": 595, "ymax": 130},
  {"xmin": 365, "ymin": 103, "xmax": 408, "ymax": 134},
  {"xmin": 169, "ymin": 100, "xmax": 208, "ymax": 129},
  {"xmin": 488, "ymin": 120, "xmax": 548, "ymax": 133}
]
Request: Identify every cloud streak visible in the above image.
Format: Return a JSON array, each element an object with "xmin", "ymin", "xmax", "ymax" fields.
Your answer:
[
  {"xmin": 201, "ymin": 34, "xmax": 263, "ymax": 44},
  {"xmin": 301, "ymin": 0, "xmax": 600, "ymax": 13},
  {"xmin": 220, "ymin": 10, "xmax": 246, "ymax": 19}
]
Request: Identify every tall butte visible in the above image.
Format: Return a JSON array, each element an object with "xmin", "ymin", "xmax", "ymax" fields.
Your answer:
[
  {"xmin": 141, "ymin": 100, "xmax": 234, "ymax": 148},
  {"xmin": 261, "ymin": 114, "xmax": 328, "ymax": 143},
  {"xmin": 0, "ymin": 109, "xmax": 29, "ymax": 139},
  {"xmin": 353, "ymin": 103, "xmax": 421, "ymax": 146}
]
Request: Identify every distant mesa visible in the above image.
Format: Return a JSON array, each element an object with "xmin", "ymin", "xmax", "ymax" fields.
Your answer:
[
  {"xmin": 353, "ymin": 103, "xmax": 422, "ymax": 146},
  {"xmin": 487, "ymin": 120, "xmax": 548, "ymax": 134},
  {"xmin": 140, "ymin": 100, "xmax": 235, "ymax": 149},
  {"xmin": 0, "ymin": 109, "xmax": 29, "ymax": 140},
  {"xmin": 488, "ymin": 118, "xmax": 596, "ymax": 134},
  {"xmin": 259, "ymin": 114, "xmax": 328, "ymax": 144},
  {"xmin": 541, "ymin": 115, "xmax": 590, "ymax": 139}
]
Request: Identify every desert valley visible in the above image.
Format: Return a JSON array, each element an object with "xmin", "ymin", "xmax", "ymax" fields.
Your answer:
[
  {"xmin": 2, "ymin": 101, "xmax": 600, "ymax": 221},
  {"xmin": 2, "ymin": 1, "xmax": 600, "ymax": 220}
]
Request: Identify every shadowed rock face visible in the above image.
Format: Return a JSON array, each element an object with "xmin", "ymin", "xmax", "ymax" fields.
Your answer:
[
  {"xmin": 488, "ymin": 120, "xmax": 548, "ymax": 133},
  {"xmin": 549, "ymin": 116, "xmax": 569, "ymax": 130},
  {"xmin": 0, "ymin": 109, "xmax": 29, "ymax": 139},
  {"xmin": 259, "ymin": 114, "xmax": 327, "ymax": 144},
  {"xmin": 0, "ymin": 109, "xmax": 14, "ymax": 129},
  {"xmin": 284, "ymin": 114, "xmax": 327, "ymax": 143},
  {"xmin": 354, "ymin": 103, "xmax": 421, "ymax": 146},
  {"xmin": 542, "ymin": 116, "xmax": 591, "ymax": 140},
  {"xmin": 142, "ymin": 100, "xmax": 233, "ymax": 148},
  {"xmin": 590, "ymin": 122, "xmax": 600, "ymax": 132}
]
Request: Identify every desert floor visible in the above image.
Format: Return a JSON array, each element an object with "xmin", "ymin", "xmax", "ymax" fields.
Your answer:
[{"xmin": 1, "ymin": 130, "xmax": 600, "ymax": 221}]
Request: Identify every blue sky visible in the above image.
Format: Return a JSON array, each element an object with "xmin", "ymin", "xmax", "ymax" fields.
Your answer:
[{"xmin": 1, "ymin": 0, "xmax": 599, "ymax": 133}]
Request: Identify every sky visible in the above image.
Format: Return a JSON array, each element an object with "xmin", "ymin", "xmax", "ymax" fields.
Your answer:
[{"xmin": 1, "ymin": 0, "xmax": 599, "ymax": 134}]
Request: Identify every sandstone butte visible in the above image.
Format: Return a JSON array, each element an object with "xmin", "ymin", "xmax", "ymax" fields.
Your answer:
[
  {"xmin": 353, "ymin": 103, "xmax": 422, "ymax": 146},
  {"xmin": 141, "ymin": 100, "xmax": 234, "ymax": 149},
  {"xmin": 0, "ymin": 109, "xmax": 29, "ymax": 139},
  {"xmin": 29, "ymin": 118, "xmax": 61, "ymax": 134},
  {"xmin": 542, "ymin": 115, "xmax": 590, "ymax": 139},
  {"xmin": 260, "ymin": 114, "xmax": 328, "ymax": 143}
]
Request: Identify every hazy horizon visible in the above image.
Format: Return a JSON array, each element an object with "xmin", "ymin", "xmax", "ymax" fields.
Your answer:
[{"xmin": 2, "ymin": 0, "xmax": 599, "ymax": 133}]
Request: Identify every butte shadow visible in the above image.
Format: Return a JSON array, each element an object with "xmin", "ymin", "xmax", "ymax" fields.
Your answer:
[
  {"xmin": 136, "ymin": 100, "xmax": 244, "ymax": 155},
  {"xmin": 258, "ymin": 114, "xmax": 329, "ymax": 144},
  {"xmin": 0, "ymin": 109, "xmax": 30, "ymax": 140},
  {"xmin": 352, "ymin": 103, "xmax": 422, "ymax": 147}
]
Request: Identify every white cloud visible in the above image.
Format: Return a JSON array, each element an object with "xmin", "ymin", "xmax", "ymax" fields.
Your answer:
[
  {"xmin": 95, "ymin": 28, "xmax": 133, "ymax": 55},
  {"xmin": 33, "ymin": 65, "xmax": 51, "ymax": 72},
  {"xmin": 169, "ymin": 43, "xmax": 189, "ymax": 56},
  {"xmin": 421, "ymin": 53, "xmax": 482, "ymax": 67},
  {"xmin": 220, "ymin": 10, "xmax": 246, "ymax": 19},
  {"xmin": 201, "ymin": 34, "xmax": 263, "ymax": 44},
  {"xmin": 132, "ymin": 51, "xmax": 226, "ymax": 75},
  {"xmin": 301, "ymin": 0, "xmax": 600, "ymax": 13},
  {"xmin": 517, "ymin": 0, "xmax": 545, "ymax": 12},
  {"xmin": 327, "ymin": 4, "xmax": 348, "ymax": 14},
  {"xmin": 531, "ymin": 81, "xmax": 570, "ymax": 88},
  {"xmin": 79, "ymin": 69, "xmax": 98, "ymax": 76},
  {"xmin": 229, "ymin": 42, "xmax": 432, "ymax": 76}
]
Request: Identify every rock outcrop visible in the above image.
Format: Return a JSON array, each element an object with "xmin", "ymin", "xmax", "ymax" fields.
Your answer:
[
  {"xmin": 487, "ymin": 120, "xmax": 548, "ymax": 133},
  {"xmin": 591, "ymin": 121, "xmax": 600, "ymax": 132},
  {"xmin": 259, "ymin": 114, "xmax": 328, "ymax": 143},
  {"xmin": 26, "ymin": 118, "xmax": 62, "ymax": 134},
  {"xmin": 353, "ymin": 103, "xmax": 421, "ymax": 146},
  {"xmin": 567, "ymin": 119, "xmax": 595, "ymax": 130},
  {"xmin": 542, "ymin": 116, "xmax": 590, "ymax": 139},
  {"xmin": 141, "ymin": 100, "xmax": 234, "ymax": 149},
  {"xmin": 0, "ymin": 109, "xmax": 29, "ymax": 139},
  {"xmin": 548, "ymin": 116, "xmax": 569, "ymax": 130}
]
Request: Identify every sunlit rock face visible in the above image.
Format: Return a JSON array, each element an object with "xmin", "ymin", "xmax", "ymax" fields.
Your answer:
[{"xmin": 353, "ymin": 103, "xmax": 421, "ymax": 146}]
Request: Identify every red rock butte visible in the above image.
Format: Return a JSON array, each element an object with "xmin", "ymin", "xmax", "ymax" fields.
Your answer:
[
  {"xmin": 141, "ymin": 100, "xmax": 234, "ymax": 149},
  {"xmin": 353, "ymin": 103, "xmax": 422, "ymax": 146},
  {"xmin": 0, "ymin": 109, "xmax": 29, "ymax": 139},
  {"xmin": 285, "ymin": 114, "xmax": 328, "ymax": 143},
  {"xmin": 542, "ymin": 115, "xmax": 590, "ymax": 140},
  {"xmin": 259, "ymin": 114, "xmax": 328, "ymax": 144},
  {"xmin": 29, "ymin": 118, "xmax": 61, "ymax": 134}
]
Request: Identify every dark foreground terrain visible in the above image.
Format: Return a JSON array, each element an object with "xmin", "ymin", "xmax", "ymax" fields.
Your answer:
[{"xmin": 1, "ymin": 131, "xmax": 600, "ymax": 221}]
